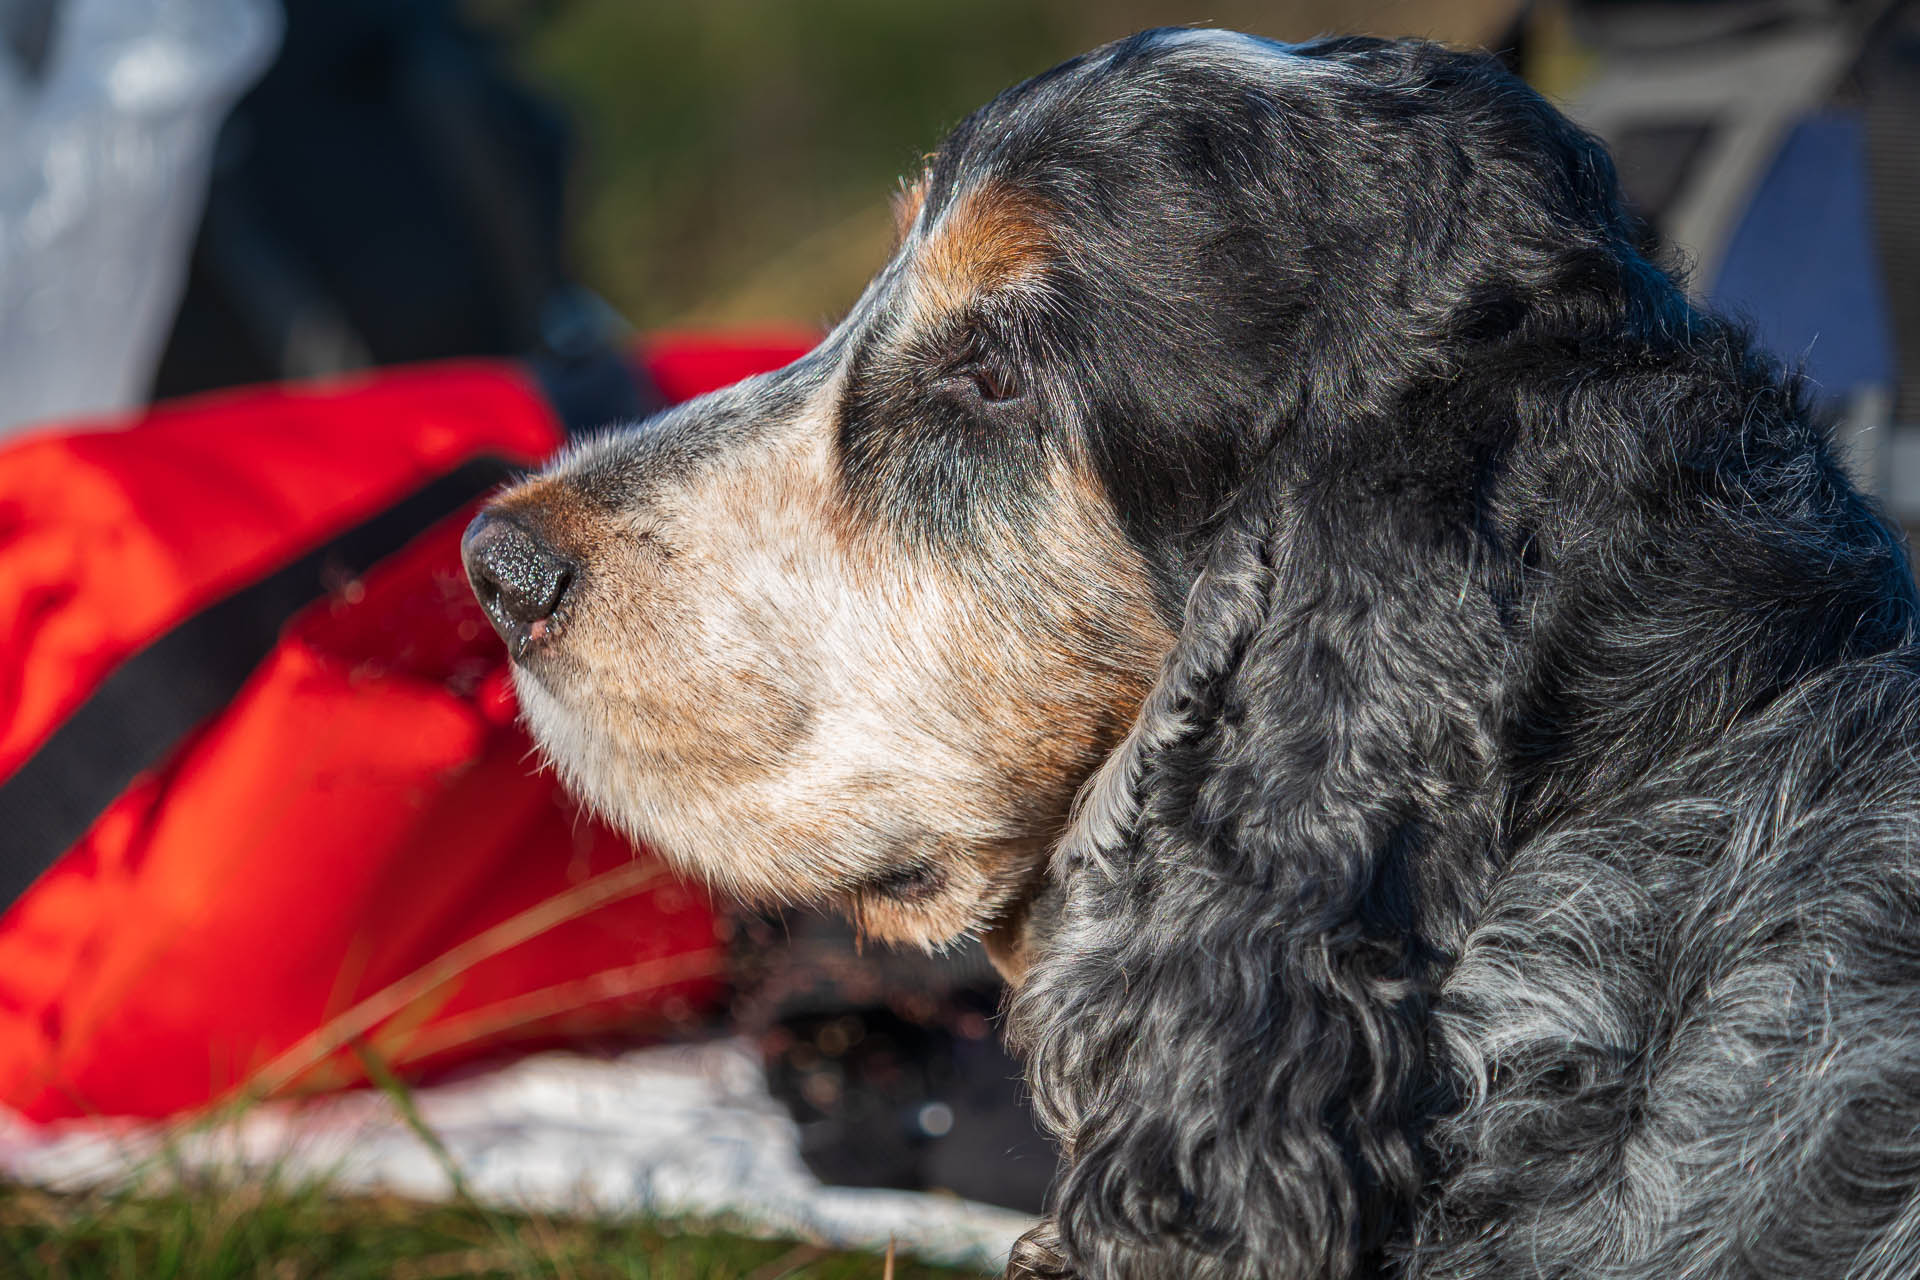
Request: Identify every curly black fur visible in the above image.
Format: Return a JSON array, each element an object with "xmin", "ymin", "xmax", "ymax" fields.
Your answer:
[{"xmin": 983, "ymin": 30, "xmax": 1920, "ymax": 1280}]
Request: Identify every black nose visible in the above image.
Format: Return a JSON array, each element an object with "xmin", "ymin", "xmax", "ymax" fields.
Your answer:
[{"xmin": 462, "ymin": 511, "xmax": 578, "ymax": 656}]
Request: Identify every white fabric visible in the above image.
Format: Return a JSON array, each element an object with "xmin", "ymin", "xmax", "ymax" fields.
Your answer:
[{"xmin": 0, "ymin": 1038, "xmax": 1033, "ymax": 1272}]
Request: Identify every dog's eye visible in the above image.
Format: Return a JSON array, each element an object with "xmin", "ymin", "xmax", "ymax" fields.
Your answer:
[
  {"xmin": 965, "ymin": 359, "xmax": 1023, "ymax": 403},
  {"xmin": 944, "ymin": 331, "xmax": 1024, "ymax": 405}
]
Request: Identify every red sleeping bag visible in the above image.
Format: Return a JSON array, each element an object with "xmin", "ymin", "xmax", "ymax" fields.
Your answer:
[{"xmin": 0, "ymin": 335, "xmax": 811, "ymax": 1124}]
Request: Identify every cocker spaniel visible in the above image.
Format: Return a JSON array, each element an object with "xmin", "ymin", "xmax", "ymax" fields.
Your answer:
[{"xmin": 463, "ymin": 29, "xmax": 1920, "ymax": 1280}]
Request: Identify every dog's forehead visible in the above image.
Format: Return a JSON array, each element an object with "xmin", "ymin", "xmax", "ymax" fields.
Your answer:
[
  {"xmin": 1141, "ymin": 27, "xmax": 1343, "ymax": 79},
  {"xmin": 928, "ymin": 27, "xmax": 1335, "ymax": 180}
]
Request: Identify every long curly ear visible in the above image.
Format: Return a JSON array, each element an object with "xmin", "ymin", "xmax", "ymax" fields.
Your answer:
[{"xmin": 1007, "ymin": 426, "xmax": 1511, "ymax": 1280}]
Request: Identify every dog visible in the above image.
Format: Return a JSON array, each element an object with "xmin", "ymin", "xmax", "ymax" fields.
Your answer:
[{"xmin": 463, "ymin": 29, "xmax": 1920, "ymax": 1279}]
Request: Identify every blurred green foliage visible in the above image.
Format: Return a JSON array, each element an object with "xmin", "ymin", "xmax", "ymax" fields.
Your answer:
[
  {"xmin": 503, "ymin": 2, "xmax": 1077, "ymax": 329},
  {"xmin": 482, "ymin": 1, "xmax": 1514, "ymax": 331}
]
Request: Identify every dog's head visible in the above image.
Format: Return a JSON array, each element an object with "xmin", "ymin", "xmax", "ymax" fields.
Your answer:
[{"xmin": 464, "ymin": 29, "xmax": 1643, "ymax": 972}]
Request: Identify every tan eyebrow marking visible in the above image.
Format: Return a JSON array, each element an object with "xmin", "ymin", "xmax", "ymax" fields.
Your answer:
[{"xmin": 916, "ymin": 179, "xmax": 1055, "ymax": 313}]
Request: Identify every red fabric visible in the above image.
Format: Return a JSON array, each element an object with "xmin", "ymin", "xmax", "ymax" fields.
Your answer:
[
  {"xmin": 0, "ymin": 334, "xmax": 813, "ymax": 1123},
  {"xmin": 0, "ymin": 362, "xmax": 559, "ymax": 785},
  {"xmin": 641, "ymin": 330, "xmax": 817, "ymax": 404}
]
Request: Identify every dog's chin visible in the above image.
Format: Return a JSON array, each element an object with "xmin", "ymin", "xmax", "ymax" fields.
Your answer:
[
  {"xmin": 839, "ymin": 837, "xmax": 1061, "ymax": 973},
  {"xmin": 845, "ymin": 884, "xmax": 984, "ymax": 953},
  {"xmin": 848, "ymin": 860, "xmax": 1064, "ymax": 987}
]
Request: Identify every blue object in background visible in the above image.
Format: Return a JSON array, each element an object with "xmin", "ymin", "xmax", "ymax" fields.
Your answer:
[{"xmin": 1710, "ymin": 110, "xmax": 1896, "ymax": 402}]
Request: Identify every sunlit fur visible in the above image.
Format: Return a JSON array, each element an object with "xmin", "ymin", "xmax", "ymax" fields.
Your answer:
[{"xmin": 475, "ymin": 28, "xmax": 1920, "ymax": 1280}]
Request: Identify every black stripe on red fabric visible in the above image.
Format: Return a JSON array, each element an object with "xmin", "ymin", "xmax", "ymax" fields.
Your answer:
[{"xmin": 0, "ymin": 457, "xmax": 516, "ymax": 913}]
